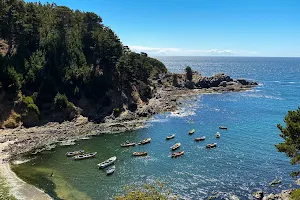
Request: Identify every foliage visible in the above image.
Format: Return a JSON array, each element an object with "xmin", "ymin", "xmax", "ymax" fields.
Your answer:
[
  {"xmin": 21, "ymin": 96, "xmax": 39, "ymax": 115},
  {"xmin": 0, "ymin": 0, "xmax": 167, "ymax": 125},
  {"xmin": 3, "ymin": 110, "xmax": 21, "ymax": 128},
  {"xmin": 115, "ymin": 181, "xmax": 176, "ymax": 200},
  {"xmin": 291, "ymin": 189, "xmax": 300, "ymax": 200},
  {"xmin": 185, "ymin": 66, "xmax": 193, "ymax": 81},
  {"xmin": 276, "ymin": 107, "xmax": 300, "ymax": 176},
  {"xmin": 53, "ymin": 93, "xmax": 74, "ymax": 110},
  {"xmin": 0, "ymin": 177, "xmax": 17, "ymax": 200}
]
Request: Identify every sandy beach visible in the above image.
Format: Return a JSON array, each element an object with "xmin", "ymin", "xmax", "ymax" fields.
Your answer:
[{"xmin": 0, "ymin": 139, "xmax": 52, "ymax": 200}]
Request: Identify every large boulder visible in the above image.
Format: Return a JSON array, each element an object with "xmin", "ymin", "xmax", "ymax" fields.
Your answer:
[{"xmin": 196, "ymin": 73, "xmax": 233, "ymax": 88}]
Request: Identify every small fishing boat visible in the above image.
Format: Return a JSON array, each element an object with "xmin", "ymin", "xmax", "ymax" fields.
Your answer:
[
  {"xmin": 73, "ymin": 152, "xmax": 97, "ymax": 160},
  {"xmin": 166, "ymin": 134, "xmax": 175, "ymax": 140},
  {"xmin": 97, "ymin": 156, "xmax": 117, "ymax": 168},
  {"xmin": 189, "ymin": 129, "xmax": 195, "ymax": 135},
  {"xmin": 171, "ymin": 151, "xmax": 184, "ymax": 158},
  {"xmin": 66, "ymin": 150, "xmax": 84, "ymax": 157},
  {"xmin": 170, "ymin": 143, "xmax": 181, "ymax": 151},
  {"xmin": 206, "ymin": 143, "xmax": 217, "ymax": 149},
  {"xmin": 194, "ymin": 136, "xmax": 205, "ymax": 141},
  {"xmin": 132, "ymin": 152, "xmax": 148, "ymax": 156},
  {"xmin": 138, "ymin": 138, "xmax": 151, "ymax": 145},
  {"xmin": 219, "ymin": 126, "xmax": 228, "ymax": 130},
  {"xmin": 216, "ymin": 132, "xmax": 220, "ymax": 138},
  {"xmin": 120, "ymin": 142, "xmax": 136, "ymax": 147},
  {"xmin": 106, "ymin": 166, "xmax": 115, "ymax": 175}
]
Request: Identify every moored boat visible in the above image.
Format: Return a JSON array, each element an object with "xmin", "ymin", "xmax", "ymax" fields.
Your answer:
[
  {"xmin": 216, "ymin": 132, "xmax": 220, "ymax": 138},
  {"xmin": 66, "ymin": 150, "xmax": 84, "ymax": 157},
  {"xmin": 206, "ymin": 143, "xmax": 217, "ymax": 148},
  {"xmin": 106, "ymin": 166, "xmax": 115, "ymax": 175},
  {"xmin": 194, "ymin": 136, "xmax": 205, "ymax": 141},
  {"xmin": 189, "ymin": 129, "xmax": 195, "ymax": 135},
  {"xmin": 219, "ymin": 126, "xmax": 228, "ymax": 130},
  {"xmin": 132, "ymin": 152, "xmax": 148, "ymax": 156},
  {"xmin": 73, "ymin": 152, "xmax": 97, "ymax": 160},
  {"xmin": 170, "ymin": 143, "xmax": 181, "ymax": 151},
  {"xmin": 138, "ymin": 138, "xmax": 151, "ymax": 145},
  {"xmin": 166, "ymin": 134, "xmax": 175, "ymax": 140},
  {"xmin": 97, "ymin": 156, "xmax": 117, "ymax": 168},
  {"xmin": 171, "ymin": 151, "xmax": 184, "ymax": 158},
  {"xmin": 120, "ymin": 142, "xmax": 136, "ymax": 147}
]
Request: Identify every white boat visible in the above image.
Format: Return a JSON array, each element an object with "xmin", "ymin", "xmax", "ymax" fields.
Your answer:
[
  {"xmin": 97, "ymin": 156, "xmax": 117, "ymax": 169},
  {"xmin": 170, "ymin": 143, "xmax": 181, "ymax": 151},
  {"xmin": 206, "ymin": 143, "xmax": 217, "ymax": 148},
  {"xmin": 195, "ymin": 136, "xmax": 205, "ymax": 141},
  {"xmin": 106, "ymin": 166, "xmax": 115, "ymax": 175},
  {"xmin": 166, "ymin": 134, "xmax": 175, "ymax": 140},
  {"xmin": 66, "ymin": 150, "xmax": 84, "ymax": 157},
  {"xmin": 73, "ymin": 152, "xmax": 97, "ymax": 160},
  {"xmin": 216, "ymin": 132, "xmax": 221, "ymax": 138}
]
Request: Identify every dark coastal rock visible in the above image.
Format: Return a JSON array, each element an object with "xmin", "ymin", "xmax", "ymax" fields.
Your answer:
[
  {"xmin": 184, "ymin": 81, "xmax": 195, "ymax": 89},
  {"xmin": 254, "ymin": 190, "xmax": 264, "ymax": 200},
  {"xmin": 262, "ymin": 190, "xmax": 293, "ymax": 200},
  {"xmin": 219, "ymin": 81, "xmax": 227, "ymax": 87},
  {"xmin": 196, "ymin": 73, "xmax": 233, "ymax": 88}
]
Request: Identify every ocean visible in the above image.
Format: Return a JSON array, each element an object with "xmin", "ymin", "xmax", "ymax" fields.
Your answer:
[{"xmin": 12, "ymin": 57, "xmax": 300, "ymax": 199}]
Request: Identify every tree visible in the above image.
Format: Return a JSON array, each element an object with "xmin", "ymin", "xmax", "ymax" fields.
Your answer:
[
  {"xmin": 276, "ymin": 107, "xmax": 300, "ymax": 176},
  {"xmin": 185, "ymin": 66, "xmax": 192, "ymax": 81}
]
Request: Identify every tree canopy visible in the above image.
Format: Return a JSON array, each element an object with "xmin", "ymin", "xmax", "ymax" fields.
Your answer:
[
  {"xmin": 276, "ymin": 107, "xmax": 300, "ymax": 176},
  {"xmin": 0, "ymin": 0, "xmax": 167, "ymax": 125}
]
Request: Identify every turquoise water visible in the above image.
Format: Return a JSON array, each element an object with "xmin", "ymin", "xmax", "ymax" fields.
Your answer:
[{"xmin": 13, "ymin": 57, "xmax": 300, "ymax": 199}]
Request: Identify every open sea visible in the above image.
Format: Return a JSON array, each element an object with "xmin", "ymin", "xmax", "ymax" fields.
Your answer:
[{"xmin": 12, "ymin": 57, "xmax": 300, "ymax": 199}]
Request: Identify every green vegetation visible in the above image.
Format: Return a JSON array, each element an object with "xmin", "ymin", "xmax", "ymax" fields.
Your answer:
[
  {"xmin": 291, "ymin": 189, "xmax": 300, "ymax": 200},
  {"xmin": 0, "ymin": 0, "xmax": 167, "ymax": 125},
  {"xmin": 115, "ymin": 181, "xmax": 176, "ymax": 200},
  {"xmin": 276, "ymin": 107, "xmax": 300, "ymax": 176},
  {"xmin": 0, "ymin": 177, "xmax": 17, "ymax": 200},
  {"xmin": 185, "ymin": 66, "xmax": 193, "ymax": 81}
]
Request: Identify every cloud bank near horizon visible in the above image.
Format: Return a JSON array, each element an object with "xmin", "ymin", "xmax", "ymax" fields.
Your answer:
[{"xmin": 129, "ymin": 45, "xmax": 258, "ymax": 56}]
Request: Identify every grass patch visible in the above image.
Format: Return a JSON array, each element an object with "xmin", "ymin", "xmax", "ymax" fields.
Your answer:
[
  {"xmin": 291, "ymin": 189, "xmax": 300, "ymax": 200},
  {"xmin": 0, "ymin": 177, "xmax": 17, "ymax": 200}
]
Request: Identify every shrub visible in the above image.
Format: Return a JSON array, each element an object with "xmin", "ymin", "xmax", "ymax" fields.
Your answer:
[
  {"xmin": 185, "ymin": 66, "xmax": 193, "ymax": 81},
  {"xmin": 3, "ymin": 111, "xmax": 21, "ymax": 129},
  {"xmin": 291, "ymin": 189, "xmax": 300, "ymax": 200},
  {"xmin": 53, "ymin": 92, "xmax": 76, "ymax": 113},
  {"xmin": 115, "ymin": 181, "xmax": 176, "ymax": 200}
]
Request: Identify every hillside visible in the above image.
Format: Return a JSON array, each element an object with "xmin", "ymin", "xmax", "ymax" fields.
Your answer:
[{"xmin": 0, "ymin": 0, "xmax": 167, "ymax": 127}]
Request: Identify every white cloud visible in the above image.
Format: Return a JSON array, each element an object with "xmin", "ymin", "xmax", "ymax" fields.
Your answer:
[{"xmin": 129, "ymin": 45, "xmax": 258, "ymax": 56}]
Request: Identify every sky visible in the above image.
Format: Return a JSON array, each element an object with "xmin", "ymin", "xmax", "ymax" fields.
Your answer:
[{"xmin": 24, "ymin": 0, "xmax": 300, "ymax": 57}]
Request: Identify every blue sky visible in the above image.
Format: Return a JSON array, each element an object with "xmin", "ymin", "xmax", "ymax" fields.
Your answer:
[{"xmin": 25, "ymin": 0, "xmax": 300, "ymax": 57}]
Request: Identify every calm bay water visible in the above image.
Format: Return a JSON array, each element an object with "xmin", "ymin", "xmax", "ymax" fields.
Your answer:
[{"xmin": 13, "ymin": 57, "xmax": 300, "ymax": 199}]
